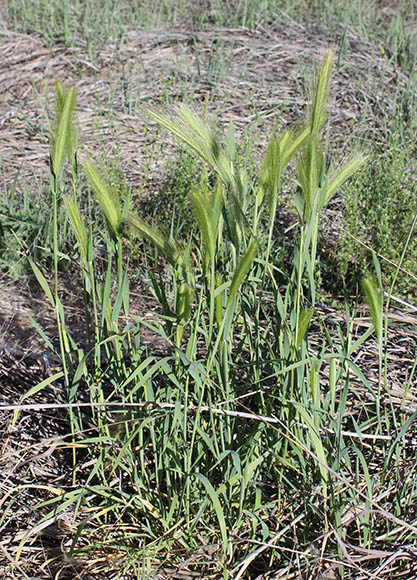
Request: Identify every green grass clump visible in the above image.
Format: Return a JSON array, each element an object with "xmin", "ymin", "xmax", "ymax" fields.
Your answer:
[{"xmin": 9, "ymin": 52, "xmax": 417, "ymax": 580}]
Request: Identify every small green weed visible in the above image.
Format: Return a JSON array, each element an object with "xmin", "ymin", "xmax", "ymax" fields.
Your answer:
[
  {"xmin": 141, "ymin": 148, "xmax": 200, "ymax": 237},
  {"xmin": 338, "ymin": 132, "xmax": 417, "ymax": 301},
  {"xmin": 0, "ymin": 175, "xmax": 69, "ymax": 277}
]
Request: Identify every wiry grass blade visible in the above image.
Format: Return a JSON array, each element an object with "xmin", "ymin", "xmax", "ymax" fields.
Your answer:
[
  {"xmin": 29, "ymin": 259, "xmax": 55, "ymax": 307},
  {"xmin": 195, "ymin": 473, "xmax": 228, "ymax": 554},
  {"xmin": 11, "ymin": 371, "xmax": 65, "ymax": 428},
  {"xmin": 294, "ymin": 403, "xmax": 329, "ymax": 500},
  {"xmin": 215, "ymin": 273, "xmax": 225, "ymax": 330},
  {"xmin": 296, "ymin": 308, "xmax": 313, "ymax": 349}
]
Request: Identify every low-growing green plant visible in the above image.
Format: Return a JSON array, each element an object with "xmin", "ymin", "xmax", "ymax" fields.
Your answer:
[
  {"xmin": 0, "ymin": 175, "xmax": 58, "ymax": 277},
  {"xmin": 12, "ymin": 53, "xmax": 417, "ymax": 579},
  {"xmin": 337, "ymin": 132, "xmax": 417, "ymax": 301},
  {"xmin": 140, "ymin": 147, "xmax": 200, "ymax": 237}
]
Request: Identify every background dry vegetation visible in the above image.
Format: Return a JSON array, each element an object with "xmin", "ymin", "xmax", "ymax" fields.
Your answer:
[{"xmin": 0, "ymin": 1, "xmax": 417, "ymax": 579}]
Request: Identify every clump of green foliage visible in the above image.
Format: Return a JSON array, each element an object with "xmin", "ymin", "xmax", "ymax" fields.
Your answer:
[
  {"xmin": 10, "ymin": 53, "xmax": 417, "ymax": 580},
  {"xmin": 338, "ymin": 134, "xmax": 417, "ymax": 301},
  {"xmin": 141, "ymin": 148, "xmax": 201, "ymax": 237},
  {"xmin": 0, "ymin": 176, "xmax": 70, "ymax": 277}
]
